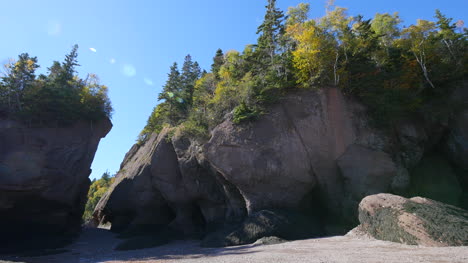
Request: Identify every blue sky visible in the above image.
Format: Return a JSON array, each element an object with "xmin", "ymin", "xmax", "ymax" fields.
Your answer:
[{"xmin": 1, "ymin": 0, "xmax": 466, "ymax": 179}]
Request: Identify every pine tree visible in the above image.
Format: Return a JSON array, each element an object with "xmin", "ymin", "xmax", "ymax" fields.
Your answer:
[
  {"xmin": 256, "ymin": 0, "xmax": 285, "ymax": 64},
  {"xmin": 253, "ymin": 0, "xmax": 290, "ymax": 91},
  {"xmin": 52, "ymin": 44, "xmax": 81, "ymax": 88},
  {"xmin": 211, "ymin": 49, "xmax": 224, "ymax": 79},
  {"xmin": 158, "ymin": 62, "xmax": 182, "ymax": 124},
  {"xmin": 63, "ymin": 44, "xmax": 80, "ymax": 80},
  {"xmin": 47, "ymin": 61, "xmax": 62, "ymax": 81},
  {"xmin": 180, "ymin": 55, "xmax": 201, "ymax": 109}
]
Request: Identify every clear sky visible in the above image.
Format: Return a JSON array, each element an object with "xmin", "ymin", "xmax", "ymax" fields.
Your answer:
[{"xmin": 1, "ymin": 0, "xmax": 466, "ymax": 179}]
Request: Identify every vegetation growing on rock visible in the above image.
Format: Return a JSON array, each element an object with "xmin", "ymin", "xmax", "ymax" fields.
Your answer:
[
  {"xmin": 0, "ymin": 45, "xmax": 113, "ymax": 125},
  {"xmin": 358, "ymin": 194, "xmax": 468, "ymax": 246},
  {"xmin": 139, "ymin": 0, "xmax": 467, "ymax": 142},
  {"xmin": 83, "ymin": 171, "xmax": 115, "ymax": 222}
]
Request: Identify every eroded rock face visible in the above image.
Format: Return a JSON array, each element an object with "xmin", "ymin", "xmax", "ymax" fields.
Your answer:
[
  {"xmin": 93, "ymin": 132, "xmax": 174, "ymax": 232},
  {"xmin": 205, "ymin": 88, "xmax": 395, "ymax": 219},
  {"xmin": 444, "ymin": 109, "xmax": 468, "ymax": 172},
  {"xmin": 408, "ymin": 154, "xmax": 463, "ymax": 207},
  {"xmin": 96, "ymin": 87, "xmax": 468, "ymax": 246},
  {"xmin": 94, "ymin": 128, "xmax": 247, "ymax": 236},
  {"xmin": 337, "ymin": 145, "xmax": 397, "ymax": 219},
  {"xmin": 358, "ymin": 193, "xmax": 468, "ymax": 246},
  {"xmin": 0, "ymin": 118, "xmax": 111, "ymax": 246},
  {"xmin": 96, "ymin": 88, "xmax": 405, "ymax": 239}
]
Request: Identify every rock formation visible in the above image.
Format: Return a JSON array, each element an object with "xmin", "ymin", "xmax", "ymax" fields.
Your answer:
[
  {"xmin": 94, "ymin": 87, "xmax": 468, "ymax": 246},
  {"xmin": 0, "ymin": 118, "xmax": 111, "ymax": 251},
  {"xmin": 94, "ymin": 128, "xmax": 246, "ymax": 236},
  {"xmin": 357, "ymin": 193, "xmax": 468, "ymax": 246}
]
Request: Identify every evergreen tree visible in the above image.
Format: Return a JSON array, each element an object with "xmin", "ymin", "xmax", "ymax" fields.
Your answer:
[
  {"xmin": 254, "ymin": 0, "xmax": 289, "ymax": 94},
  {"xmin": 47, "ymin": 61, "xmax": 63, "ymax": 81},
  {"xmin": 256, "ymin": 0, "xmax": 285, "ymax": 64},
  {"xmin": 180, "ymin": 55, "xmax": 201, "ymax": 109},
  {"xmin": 158, "ymin": 62, "xmax": 182, "ymax": 124},
  {"xmin": 211, "ymin": 49, "xmax": 224, "ymax": 79},
  {"xmin": 62, "ymin": 44, "xmax": 80, "ymax": 82}
]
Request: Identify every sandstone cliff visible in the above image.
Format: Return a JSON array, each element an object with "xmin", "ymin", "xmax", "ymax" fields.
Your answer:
[
  {"xmin": 0, "ymin": 118, "xmax": 112, "ymax": 250},
  {"xmin": 94, "ymin": 87, "xmax": 467, "ymax": 244}
]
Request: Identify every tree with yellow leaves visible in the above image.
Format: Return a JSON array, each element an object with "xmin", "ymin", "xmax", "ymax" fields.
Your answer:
[
  {"xmin": 397, "ymin": 19, "xmax": 437, "ymax": 90},
  {"xmin": 1, "ymin": 53, "xmax": 39, "ymax": 111},
  {"xmin": 288, "ymin": 20, "xmax": 337, "ymax": 87}
]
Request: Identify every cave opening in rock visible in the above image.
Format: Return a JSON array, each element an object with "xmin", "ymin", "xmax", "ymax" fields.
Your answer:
[
  {"xmin": 191, "ymin": 202, "xmax": 207, "ymax": 237},
  {"xmin": 299, "ymin": 186, "xmax": 353, "ymax": 237}
]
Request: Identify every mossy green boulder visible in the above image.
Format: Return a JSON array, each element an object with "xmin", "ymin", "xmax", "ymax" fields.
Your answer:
[{"xmin": 358, "ymin": 193, "xmax": 468, "ymax": 246}]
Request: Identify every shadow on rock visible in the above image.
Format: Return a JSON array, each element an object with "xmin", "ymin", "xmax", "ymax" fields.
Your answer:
[{"xmin": 201, "ymin": 209, "xmax": 324, "ymax": 247}]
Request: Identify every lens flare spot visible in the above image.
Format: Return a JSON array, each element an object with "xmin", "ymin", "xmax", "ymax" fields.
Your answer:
[
  {"xmin": 110, "ymin": 58, "xmax": 116, "ymax": 64},
  {"xmin": 89, "ymin": 48, "xmax": 97, "ymax": 53},
  {"xmin": 47, "ymin": 20, "xmax": 62, "ymax": 36},
  {"xmin": 176, "ymin": 97, "xmax": 184, "ymax": 103},
  {"xmin": 121, "ymin": 64, "xmax": 136, "ymax": 77},
  {"xmin": 167, "ymin": 92, "xmax": 174, "ymax": 98},
  {"xmin": 144, "ymin": 78, "xmax": 154, "ymax": 86}
]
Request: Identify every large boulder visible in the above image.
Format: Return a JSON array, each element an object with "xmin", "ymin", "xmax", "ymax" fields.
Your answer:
[
  {"xmin": 358, "ymin": 193, "xmax": 468, "ymax": 246},
  {"xmin": 0, "ymin": 118, "xmax": 111, "ymax": 251}
]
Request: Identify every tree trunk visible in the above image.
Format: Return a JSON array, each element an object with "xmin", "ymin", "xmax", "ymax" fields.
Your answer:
[{"xmin": 414, "ymin": 52, "xmax": 435, "ymax": 89}]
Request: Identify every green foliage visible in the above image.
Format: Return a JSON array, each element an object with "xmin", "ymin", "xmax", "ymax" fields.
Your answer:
[
  {"xmin": 286, "ymin": 3, "xmax": 310, "ymax": 26},
  {"xmin": 359, "ymin": 206, "xmax": 419, "ymax": 245},
  {"xmin": 139, "ymin": 55, "xmax": 202, "ymax": 142},
  {"xmin": 139, "ymin": 103, "xmax": 170, "ymax": 142},
  {"xmin": 0, "ymin": 45, "xmax": 113, "ymax": 125},
  {"xmin": 179, "ymin": 118, "xmax": 209, "ymax": 141},
  {"xmin": 211, "ymin": 49, "xmax": 225, "ymax": 79},
  {"xmin": 288, "ymin": 4, "xmax": 466, "ymax": 126},
  {"xmin": 0, "ymin": 54, "xmax": 39, "ymax": 113},
  {"xmin": 140, "ymin": 1, "xmax": 467, "ymax": 142},
  {"xmin": 82, "ymin": 171, "xmax": 115, "ymax": 222},
  {"xmin": 233, "ymin": 101, "xmax": 260, "ymax": 124},
  {"xmin": 180, "ymin": 55, "xmax": 201, "ymax": 112},
  {"xmin": 256, "ymin": 0, "xmax": 285, "ymax": 62},
  {"xmin": 402, "ymin": 200, "xmax": 468, "ymax": 246}
]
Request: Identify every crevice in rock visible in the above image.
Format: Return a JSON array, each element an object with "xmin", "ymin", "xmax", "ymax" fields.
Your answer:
[
  {"xmin": 280, "ymin": 103, "xmax": 318, "ymax": 183},
  {"xmin": 191, "ymin": 202, "xmax": 207, "ymax": 236},
  {"xmin": 216, "ymin": 170, "xmax": 247, "ymax": 221}
]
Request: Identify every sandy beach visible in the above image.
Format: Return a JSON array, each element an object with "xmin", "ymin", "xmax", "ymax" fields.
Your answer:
[{"xmin": 1, "ymin": 228, "xmax": 467, "ymax": 263}]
